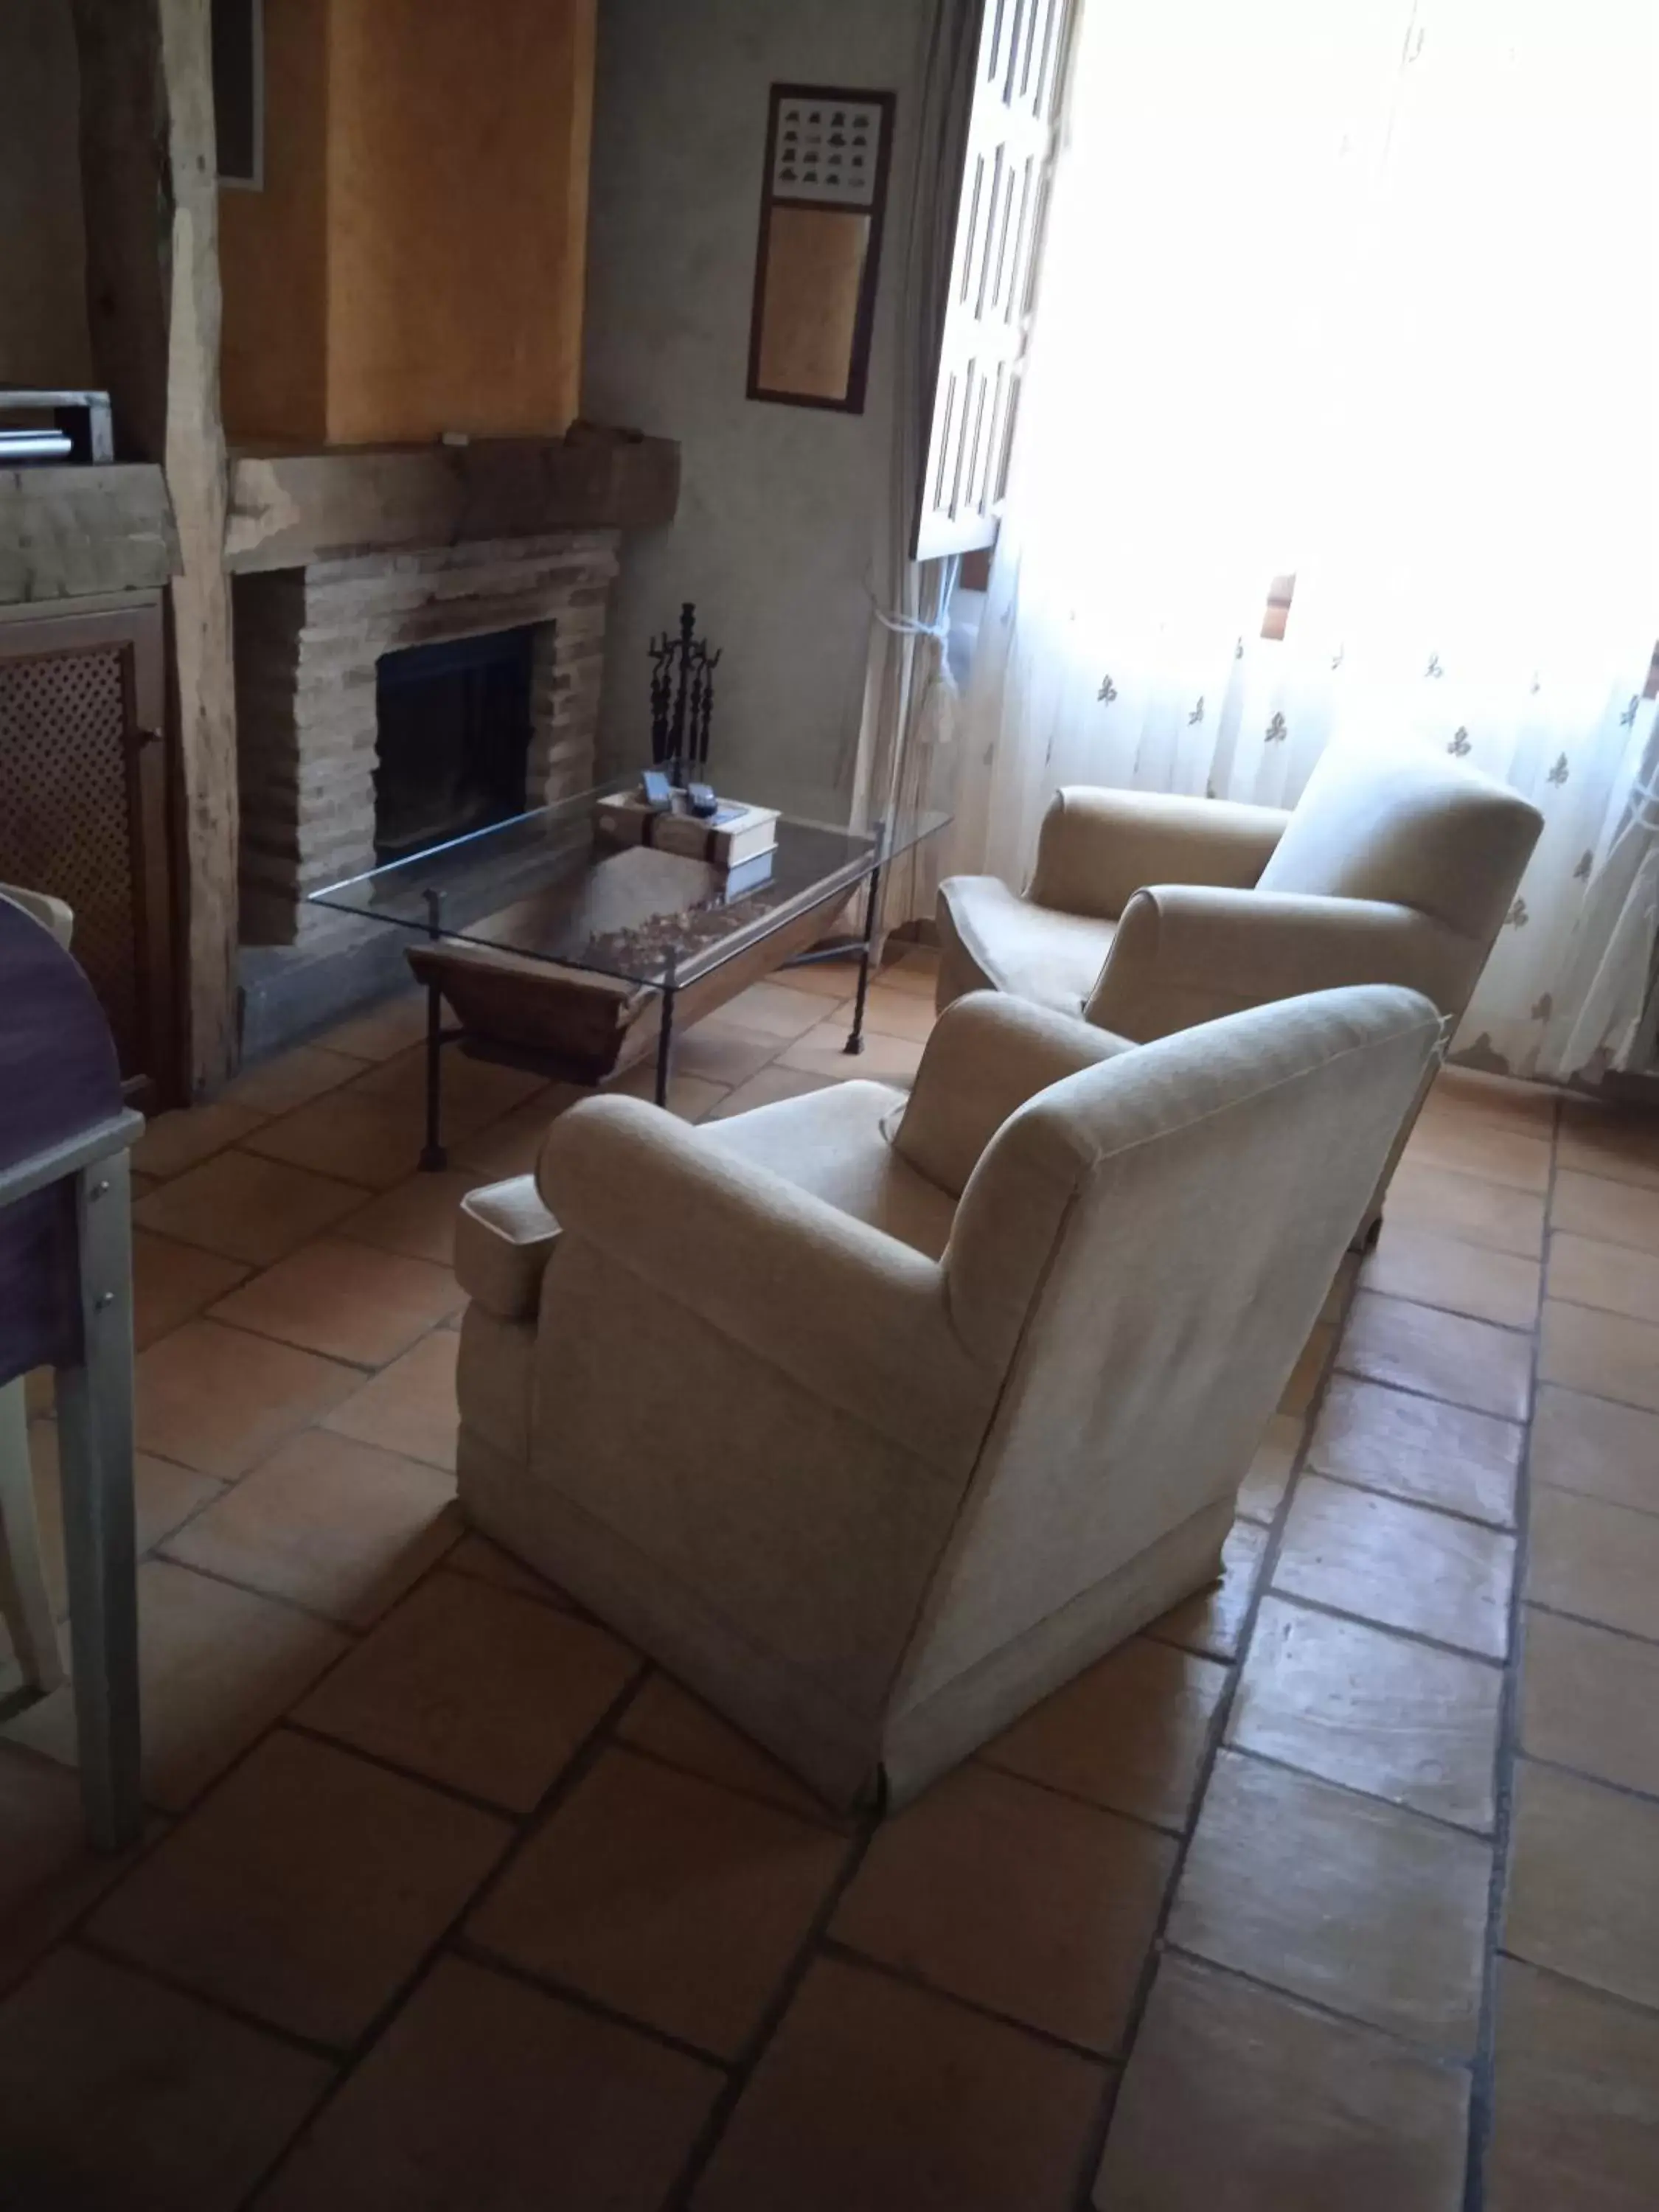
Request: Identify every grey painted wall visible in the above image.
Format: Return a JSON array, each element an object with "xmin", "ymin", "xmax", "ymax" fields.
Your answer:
[
  {"xmin": 582, "ymin": 0, "xmax": 929, "ymax": 824},
  {"xmin": 0, "ymin": 0, "xmax": 91, "ymax": 386}
]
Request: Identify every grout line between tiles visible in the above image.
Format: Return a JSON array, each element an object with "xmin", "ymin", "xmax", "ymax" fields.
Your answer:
[
  {"xmin": 1297, "ymin": 1463, "xmax": 1520, "ymax": 1537},
  {"xmin": 1518, "ymin": 1371, "xmax": 1659, "ymax": 1423},
  {"xmin": 448, "ymin": 1935, "xmax": 740, "ymax": 2074},
  {"xmin": 142, "ymin": 1305, "xmax": 380, "ymax": 1376},
  {"xmin": 1537, "ymin": 1284, "xmax": 1659, "ymax": 1332},
  {"xmin": 73, "ymin": 1931, "xmax": 345, "ymax": 2066},
  {"xmin": 1547, "ymin": 1158, "xmax": 1659, "ymax": 1199},
  {"xmin": 970, "ymin": 1748, "xmax": 1189, "ymax": 1840},
  {"xmin": 1522, "ymin": 1596, "xmax": 1659, "ymax": 1652},
  {"xmin": 1509, "ymin": 1747, "xmax": 1659, "ymax": 1816},
  {"xmin": 815, "ymin": 1935, "xmax": 1120, "ymax": 2070},
  {"xmin": 23, "ymin": 1522, "xmax": 503, "ymax": 2011},
  {"xmin": 608, "ymin": 1732, "xmax": 852, "ymax": 1835},
  {"xmin": 1328, "ymin": 1355, "xmax": 1529, "ymax": 1425},
  {"xmin": 1527, "ymin": 1462, "xmax": 1659, "ymax": 1517},
  {"xmin": 657, "ymin": 1794, "xmax": 881, "ymax": 2211},
  {"xmin": 1158, "ymin": 1941, "xmax": 1478, "ymax": 2072},
  {"xmin": 231, "ymin": 1655, "xmax": 652, "ymax": 2212},
  {"xmin": 1068, "ymin": 1294, "xmax": 1353, "ymax": 2209},
  {"xmin": 436, "ymin": 1547, "xmax": 577, "ymax": 1615},
  {"xmin": 1487, "ymin": 1945, "xmax": 1659, "ymax": 2027},
  {"xmin": 278, "ymin": 1717, "xmax": 532, "ymax": 1824},
  {"xmin": 1216, "ymin": 1741, "xmax": 1498, "ymax": 1843},
  {"xmin": 1458, "ymin": 1075, "xmax": 1554, "ymax": 2212},
  {"xmin": 1354, "ymin": 1291, "xmax": 1542, "ymax": 1336},
  {"xmin": 1255, "ymin": 1583, "xmax": 1509, "ymax": 1669},
  {"xmin": 141, "ymin": 1550, "xmax": 373, "ymax": 1639}
]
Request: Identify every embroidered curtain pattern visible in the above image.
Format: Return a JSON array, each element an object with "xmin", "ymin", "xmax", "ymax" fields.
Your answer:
[{"xmin": 954, "ymin": 0, "xmax": 1659, "ymax": 1077}]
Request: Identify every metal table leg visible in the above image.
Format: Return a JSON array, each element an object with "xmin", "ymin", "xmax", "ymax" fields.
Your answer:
[
  {"xmin": 55, "ymin": 1153, "xmax": 141, "ymax": 1851},
  {"xmin": 420, "ymin": 974, "xmax": 448, "ymax": 1171},
  {"xmin": 654, "ymin": 954, "xmax": 678, "ymax": 1108},
  {"xmin": 844, "ymin": 827, "xmax": 887, "ymax": 1058},
  {"xmin": 420, "ymin": 887, "xmax": 448, "ymax": 1170}
]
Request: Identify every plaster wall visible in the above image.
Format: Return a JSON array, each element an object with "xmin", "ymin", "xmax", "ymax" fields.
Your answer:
[
  {"xmin": 326, "ymin": 0, "xmax": 594, "ymax": 445},
  {"xmin": 0, "ymin": 0, "xmax": 92, "ymax": 387},
  {"xmin": 218, "ymin": 0, "xmax": 330, "ymax": 442},
  {"xmin": 581, "ymin": 0, "xmax": 929, "ymax": 824},
  {"xmin": 218, "ymin": 0, "xmax": 595, "ymax": 447}
]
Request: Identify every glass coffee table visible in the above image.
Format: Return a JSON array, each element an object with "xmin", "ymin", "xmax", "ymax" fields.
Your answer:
[{"xmin": 308, "ymin": 782, "xmax": 948, "ymax": 1167}]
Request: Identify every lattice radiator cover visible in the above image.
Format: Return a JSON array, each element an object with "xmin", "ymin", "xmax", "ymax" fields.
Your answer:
[{"xmin": 0, "ymin": 643, "xmax": 147, "ymax": 1075}]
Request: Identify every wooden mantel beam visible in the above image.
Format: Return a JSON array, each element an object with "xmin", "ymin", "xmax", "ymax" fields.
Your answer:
[
  {"xmin": 224, "ymin": 429, "xmax": 681, "ymax": 573},
  {"xmin": 72, "ymin": 0, "xmax": 240, "ymax": 1096}
]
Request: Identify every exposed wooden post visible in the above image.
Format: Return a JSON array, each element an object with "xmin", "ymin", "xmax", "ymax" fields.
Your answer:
[
  {"xmin": 159, "ymin": 0, "xmax": 239, "ymax": 1094},
  {"xmin": 72, "ymin": 0, "xmax": 240, "ymax": 1095}
]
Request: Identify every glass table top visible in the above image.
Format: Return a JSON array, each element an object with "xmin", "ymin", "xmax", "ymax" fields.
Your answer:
[{"xmin": 307, "ymin": 780, "xmax": 949, "ymax": 992}]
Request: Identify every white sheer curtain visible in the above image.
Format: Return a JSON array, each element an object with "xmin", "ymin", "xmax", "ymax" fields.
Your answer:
[{"xmin": 957, "ymin": 0, "xmax": 1659, "ymax": 1079}]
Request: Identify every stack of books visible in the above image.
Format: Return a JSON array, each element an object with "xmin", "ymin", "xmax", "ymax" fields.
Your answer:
[{"xmin": 596, "ymin": 790, "xmax": 780, "ymax": 874}]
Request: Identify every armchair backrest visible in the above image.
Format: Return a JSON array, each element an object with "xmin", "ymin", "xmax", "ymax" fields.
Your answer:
[
  {"xmin": 912, "ymin": 984, "xmax": 1441, "ymax": 1710},
  {"xmin": 1255, "ymin": 744, "xmax": 1543, "ymax": 943},
  {"xmin": 1029, "ymin": 787, "xmax": 1287, "ymax": 919}
]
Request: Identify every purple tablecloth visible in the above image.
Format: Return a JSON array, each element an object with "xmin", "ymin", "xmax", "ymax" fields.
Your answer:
[{"xmin": 0, "ymin": 895, "xmax": 124, "ymax": 1388}]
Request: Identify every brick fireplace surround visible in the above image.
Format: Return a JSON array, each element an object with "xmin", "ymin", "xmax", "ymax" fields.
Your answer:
[{"xmin": 234, "ymin": 528, "xmax": 619, "ymax": 948}]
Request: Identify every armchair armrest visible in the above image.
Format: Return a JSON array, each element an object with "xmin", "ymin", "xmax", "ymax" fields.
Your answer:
[
  {"xmin": 1085, "ymin": 885, "xmax": 1473, "ymax": 1042},
  {"xmin": 538, "ymin": 1097, "xmax": 992, "ymax": 1471},
  {"xmin": 894, "ymin": 991, "xmax": 1133, "ymax": 1197},
  {"xmin": 456, "ymin": 1175, "xmax": 560, "ymax": 1321},
  {"xmin": 1028, "ymin": 787, "xmax": 1290, "ymax": 920}
]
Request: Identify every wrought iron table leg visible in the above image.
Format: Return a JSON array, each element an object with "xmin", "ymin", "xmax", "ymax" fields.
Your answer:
[
  {"xmin": 420, "ymin": 974, "xmax": 448, "ymax": 1171},
  {"xmin": 57, "ymin": 1155, "xmax": 141, "ymax": 1852},
  {"xmin": 420, "ymin": 886, "xmax": 447, "ymax": 1170},
  {"xmin": 655, "ymin": 981, "xmax": 676, "ymax": 1108},
  {"xmin": 844, "ymin": 855, "xmax": 884, "ymax": 1057}
]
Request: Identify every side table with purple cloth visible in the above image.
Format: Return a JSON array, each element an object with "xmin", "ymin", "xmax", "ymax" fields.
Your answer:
[{"xmin": 0, "ymin": 892, "xmax": 143, "ymax": 1848}]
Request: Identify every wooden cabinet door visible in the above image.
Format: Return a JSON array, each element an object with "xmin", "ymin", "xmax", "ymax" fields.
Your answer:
[{"xmin": 0, "ymin": 592, "xmax": 183, "ymax": 1109}]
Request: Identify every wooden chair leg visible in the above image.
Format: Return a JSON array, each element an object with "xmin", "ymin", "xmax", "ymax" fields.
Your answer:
[{"xmin": 0, "ymin": 1376, "xmax": 66, "ymax": 1694}]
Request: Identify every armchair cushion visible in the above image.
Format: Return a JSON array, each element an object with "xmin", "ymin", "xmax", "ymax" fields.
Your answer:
[
  {"xmin": 455, "ymin": 1175, "xmax": 560, "ymax": 1322},
  {"xmin": 895, "ymin": 992, "xmax": 1134, "ymax": 1199},
  {"xmin": 1085, "ymin": 885, "xmax": 1471, "ymax": 1043},
  {"xmin": 1028, "ymin": 787, "xmax": 1289, "ymax": 919},
  {"xmin": 937, "ymin": 875, "xmax": 1116, "ymax": 1013},
  {"xmin": 1256, "ymin": 745, "xmax": 1542, "ymax": 942},
  {"xmin": 700, "ymin": 1079, "xmax": 956, "ymax": 1259}
]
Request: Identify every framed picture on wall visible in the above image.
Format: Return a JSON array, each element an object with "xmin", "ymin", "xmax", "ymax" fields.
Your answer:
[{"xmin": 747, "ymin": 84, "xmax": 896, "ymax": 414}]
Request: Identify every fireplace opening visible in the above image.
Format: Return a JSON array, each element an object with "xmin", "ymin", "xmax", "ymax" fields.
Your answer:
[{"xmin": 373, "ymin": 626, "xmax": 538, "ymax": 866}]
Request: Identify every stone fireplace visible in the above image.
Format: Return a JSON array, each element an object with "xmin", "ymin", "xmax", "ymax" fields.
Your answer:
[
  {"xmin": 373, "ymin": 626, "xmax": 536, "ymax": 866},
  {"xmin": 234, "ymin": 527, "xmax": 618, "ymax": 947}
]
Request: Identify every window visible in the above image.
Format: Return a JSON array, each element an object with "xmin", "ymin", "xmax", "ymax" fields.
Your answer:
[
  {"xmin": 914, "ymin": 0, "xmax": 1075, "ymax": 560},
  {"xmin": 212, "ymin": 0, "xmax": 264, "ymax": 189}
]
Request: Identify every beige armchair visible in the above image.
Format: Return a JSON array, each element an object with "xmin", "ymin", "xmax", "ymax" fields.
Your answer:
[
  {"xmin": 936, "ymin": 745, "xmax": 1543, "ymax": 1043},
  {"xmin": 453, "ymin": 983, "xmax": 1441, "ymax": 1813}
]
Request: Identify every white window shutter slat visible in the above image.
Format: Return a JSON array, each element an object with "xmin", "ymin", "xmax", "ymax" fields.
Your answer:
[{"xmin": 914, "ymin": 0, "xmax": 1074, "ymax": 560}]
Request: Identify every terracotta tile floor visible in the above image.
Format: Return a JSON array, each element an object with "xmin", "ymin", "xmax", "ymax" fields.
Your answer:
[{"xmin": 2, "ymin": 954, "xmax": 1658, "ymax": 2210}]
